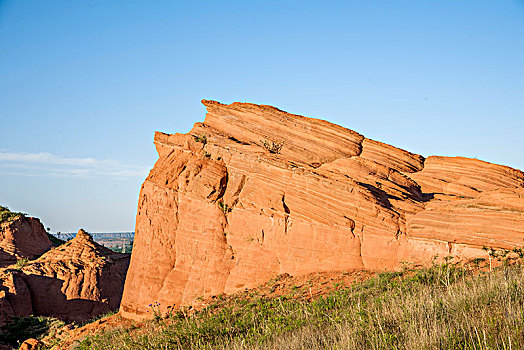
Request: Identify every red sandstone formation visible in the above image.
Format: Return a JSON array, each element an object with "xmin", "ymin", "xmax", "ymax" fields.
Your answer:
[
  {"xmin": 0, "ymin": 216, "xmax": 53, "ymax": 268},
  {"xmin": 0, "ymin": 230, "xmax": 130, "ymax": 326},
  {"xmin": 120, "ymin": 100, "xmax": 524, "ymax": 319},
  {"xmin": 19, "ymin": 338, "xmax": 43, "ymax": 350}
]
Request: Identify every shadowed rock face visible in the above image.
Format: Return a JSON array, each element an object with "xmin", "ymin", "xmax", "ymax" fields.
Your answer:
[
  {"xmin": 120, "ymin": 100, "xmax": 524, "ymax": 320},
  {"xmin": 0, "ymin": 230, "xmax": 130, "ymax": 325},
  {"xmin": 0, "ymin": 216, "xmax": 53, "ymax": 267}
]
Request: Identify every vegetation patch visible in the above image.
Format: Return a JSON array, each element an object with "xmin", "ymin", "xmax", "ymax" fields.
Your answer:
[
  {"xmin": 261, "ymin": 139, "xmax": 283, "ymax": 154},
  {"xmin": 0, "ymin": 205, "xmax": 26, "ymax": 224},
  {"xmin": 0, "ymin": 316, "xmax": 64, "ymax": 348},
  {"xmin": 108, "ymin": 242, "xmax": 133, "ymax": 254},
  {"xmin": 73, "ymin": 260, "xmax": 524, "ymax": 349},
  {"xmin": 218, "ymin": 201, "xmax": 232, "ymax": 216},
  {"xmin": 13, "ymin": 258, "xmax": 29, "ymax": 270},
  {"xmin": 193, "ymin": 134, "xmax": 207, "ymax": 144}
]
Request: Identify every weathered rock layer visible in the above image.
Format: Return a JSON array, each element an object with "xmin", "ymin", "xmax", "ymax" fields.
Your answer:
[
  {"xmin": 0, "ymin": 230, "xmax": 130, "ymax": 325},
  {"xmin": 0, "ymin": 216, "xmax": 52, "ymax": 268},
  {"xmin": 120, "ymin": 100, "xmax": 524, "ymax": 319}
]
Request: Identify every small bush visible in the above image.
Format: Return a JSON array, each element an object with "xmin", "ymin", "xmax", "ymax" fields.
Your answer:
[
  {"xmin": 193, "ymin": 135, "xmax": 207, "ymax": 144},
  {"xmin": 218, "ymin": 201, "xmax": 232, "ymax": 216},
  {"xmin": 13, "ymin": 258, "xmax": 29, "ymax": 270},
  {"xmin": 147, "ymin": 302, "xmax": 163, "ymax": 323},
  {"xmin": 261, "ymin": 139, "xmax": 283, "ymax": 154}
]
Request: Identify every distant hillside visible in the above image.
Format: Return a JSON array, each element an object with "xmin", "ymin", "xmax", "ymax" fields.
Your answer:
[
  {"xmin": 51, "ymin": 232, "xmax": 134, "ymax": 254},
  {"xmin": 53, "ymin": 232, "xmax": 134, "ymax": 240}
]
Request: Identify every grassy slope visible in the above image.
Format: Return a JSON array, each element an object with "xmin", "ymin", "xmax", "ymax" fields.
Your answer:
[
  {"xmin": 0, "ymin": 316, "xmax": 65, "ymax": 348},
  {"xmin": 71, "ymin": 259, "xmax": 524, "ymax": 350}
]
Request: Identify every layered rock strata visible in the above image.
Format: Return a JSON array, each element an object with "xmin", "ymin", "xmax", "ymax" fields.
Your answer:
[
  {"xmin": 121, "ymin": 100, "xmax": 524, "ymax": 319},
  {"xmin": 0, "ymin": 230, "xmax": 130, "ymax": 325},
  {"xmin": 0, "ymin": 216, "xmax": 52, "ymax": 268}
]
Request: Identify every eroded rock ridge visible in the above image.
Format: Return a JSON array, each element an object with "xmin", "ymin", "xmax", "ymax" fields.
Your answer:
[
  {"xmin": 121, "ymin": 100, "xmax": 524, "ymax": 319},
  {"xmin": 0, "ymin": 215, "xmax": 52, "ymax": 268},
  {"xmin": 0, "ymin": 229, "xmax": 130, "ymax": 325}
]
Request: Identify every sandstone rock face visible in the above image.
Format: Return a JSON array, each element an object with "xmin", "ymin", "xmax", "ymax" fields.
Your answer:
[
  {"xmin": 120, "ymin": 100, "xmax": 524, "ymax": 319},
  {"xmin": 19, "ymin": 338, "xmax": 43, "ymax": 350},
  {"xmin": 0, "ymin": 216, "xmax": 52, "ymax": 268},
  {"xmin": 0, "ymin": 230, "xmax": 130, "ymax": 324},
  {"xmin": 0, "ymin": 270, "xmax": 31, "ymax": 327}
]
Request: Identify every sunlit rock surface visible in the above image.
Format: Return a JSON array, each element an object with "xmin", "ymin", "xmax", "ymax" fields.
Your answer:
[
  {"xmin": 120, "ymin": 100, "xmax": 524, "ymax": 319},
  {"xmin": 0, "ymin": 230, "xmax": 129, "ymax": 325}
]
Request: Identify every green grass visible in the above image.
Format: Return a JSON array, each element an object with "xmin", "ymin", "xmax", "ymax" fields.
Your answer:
[
  {"xmin": 217, "ymin": 201, "xmax": 232, "ymax": 216},
  {"xmin": 192, "ymin": 134, "xmax": 207, "ymax": 144},
  {"xmin": 0, "ymin": 316, "xmax": 64, "ymax": 348},
  {"xmin": 0, "ymin": 205, "xmax": 26, "ymax": 224},
  {"xmin": 72, "ymin": 261, "xmax": 524, "ymax": 349},
  {"xmin": 83, "ymin": 310, "xmax": 119, "ymax": 326},
  {"xmin": 13, "ymin": 258, "xmax": 29, "ymax": 270}
]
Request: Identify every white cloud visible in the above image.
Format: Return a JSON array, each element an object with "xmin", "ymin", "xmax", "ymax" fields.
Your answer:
[{"xmin": 0, "ymin": 152, "xmax": 150, "ymax": 179}]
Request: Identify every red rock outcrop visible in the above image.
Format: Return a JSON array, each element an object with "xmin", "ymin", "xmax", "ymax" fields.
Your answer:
[
  {"xmin": 0, "ymin": 216, "xmax": 52, "ymax": 268},
  {"xmin": 120, "ymin": 100, "xmax": 524, "ymax": 319},
  {"xmin": 19, "ymin": 338, "xmax": 43, "ymax": 350},
  {"xmin": 0, "ymin": 269, "xmax": 32, "ymax": 327},
  {"xmin": 0, "ymin": 230, "xmax": 130, "ymax": 325}
]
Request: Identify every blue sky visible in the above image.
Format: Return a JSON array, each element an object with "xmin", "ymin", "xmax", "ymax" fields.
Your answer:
[{"xmin": 1, "ymin": 0, "xmax": 523, "ymax": 232}]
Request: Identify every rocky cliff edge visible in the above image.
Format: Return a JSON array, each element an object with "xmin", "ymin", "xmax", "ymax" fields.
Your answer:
[{"xmin": 120, "ymin": 100, "xmax": 524, "ymax": 319}]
